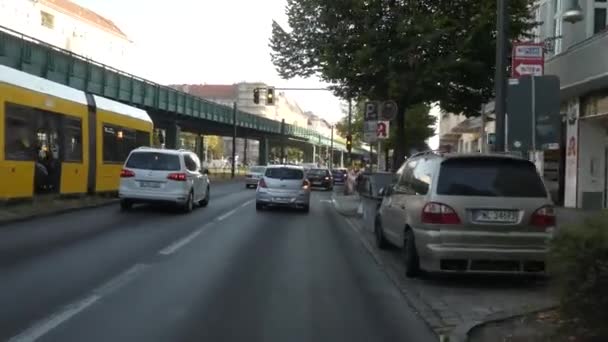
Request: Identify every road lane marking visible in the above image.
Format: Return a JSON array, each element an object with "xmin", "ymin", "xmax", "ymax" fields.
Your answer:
[
  {"xmin": 320, "ymin": 199, "xmax": 332, "ymax": 203},
  {"xmin": 240, "ymin": 199, "xmax": 254, "ymax": 208},
  {"xmin": 216, "ymin": 208, "xmax": 237, "ymax": 222},
  {"xmin": 94, "ymin": 264, "xmax": 149, "ymax": 296},
  {"xmin": 8, "ymin": 295, "xmax": 100, "ymax": 342},
  {"xmin": 159, "ymin": 228, "xmax": 204, "ymax": 256}
]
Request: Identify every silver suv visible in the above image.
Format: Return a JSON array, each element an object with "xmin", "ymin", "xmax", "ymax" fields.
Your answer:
[
  {"xmin": 119, "ymin": 148, "xmax": 210, "ymax": 213},
  {"xmin": 376, "ymin": 152, "xmax": 555, "ymax": 277}
]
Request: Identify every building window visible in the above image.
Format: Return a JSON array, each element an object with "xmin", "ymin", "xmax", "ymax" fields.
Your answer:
[
  {"xmin": 595, "ymin": 1, "xmax": 608, "ymax": 34},
  {"xmin": 40, "ymin": 11, "xmax": 54, "ymax": 29}
]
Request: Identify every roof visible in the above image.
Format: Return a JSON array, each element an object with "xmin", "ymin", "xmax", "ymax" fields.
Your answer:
[
  {"xmin": 41, "ymin": 0, "xmax": 128, "ymax": 39},
  {"xmin": 0, "ymin": 65, "xmax": 151, "ymax": 123},
  {"xmin": 265, "ymin": 164, "xmax": 304, "ymax": 170},
  {"xmin": 131, "ymin": 147, "xmax": 185, "ymax": 155},
  {"xmin": 171, "ymin": 84, "xmax": 237, "ymax": 99}
]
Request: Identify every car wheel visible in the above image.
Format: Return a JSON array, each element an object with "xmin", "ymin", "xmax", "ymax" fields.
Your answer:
[
  {"xmin": 199, "ymin": 186, "xmax": 210, "ymax": 207},
  {"xmin": 245, "ymin": 184, "xmax": 251, "ymax": 189},
  {"xmin": 302, "ymin": 205, "xmax": 310, "ymax": 213},
  {"xmin": 403, "ymin": 229, "xmax": 421, "ymax": 278},
  {"xmin": 374, "ymin": 217, "xmax": 389, "ymax": 249},
  {"xmin": 120, "ymin": 199, "xmax": 132, "ymax": 211},
  {"xmin": 256, "ymin": 202, "xmax": 264, "ymax": 211},
  {"xmin": 183, "ymin": 191, "xmax": 194, "ymax": 213}
]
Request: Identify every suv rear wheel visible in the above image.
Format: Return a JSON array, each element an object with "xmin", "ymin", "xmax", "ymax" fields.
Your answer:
[
  {"xmin": 183, "ymin": 191, "xmax": 194, "ymax": 213},
  {"xmin": 404, "ymin": 229, "xmax": 421, "ymax": 277},
  {"xmin": 199, "ymin": 186, "xmax": 210, "ymax": 207},
  {"xmin": 120, "ymin": 199, "xmax": 132, "ymax": 211}
]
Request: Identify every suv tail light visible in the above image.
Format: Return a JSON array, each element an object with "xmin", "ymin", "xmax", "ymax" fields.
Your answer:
[
  {"xmin": 530, "ymin": 206, "xmax": 556, "ymax": 228},
  {"xmin": 422, "ymin": 202, "xmax": 461, "ymax": 224},
  {"xmin": 302, "ymin": 179, "xmax": 310, "ymax": 190},
  {"xmin": 167, "ymin": 173, "xmax": 187, "ymax": 181},
  {"xmin": 120, "ymin": 169, "xmax": 135, "ymax": 178},
  {"xmin": 258, "ymin": 178, "xmax": 267, "ymax": 188}
]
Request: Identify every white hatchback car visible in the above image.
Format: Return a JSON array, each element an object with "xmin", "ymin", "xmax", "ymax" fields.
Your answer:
[
  {"xmin": 119, "ymin": 147, "xmax": 210, "ymax": 213},
  {"xmin": 256, "ymin": 165, "xmax": 311, "ymax": 212}
]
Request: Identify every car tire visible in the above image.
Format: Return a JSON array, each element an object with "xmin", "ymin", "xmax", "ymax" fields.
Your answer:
[
  {"xmin": 256, "ymin": 202, "xmax": 264, "ymax": 211},
  {"xmin": 374, "ymin": 217, "xmax": 389, "ymax": 249},
  {"xmin": 404, "ymin": 229, "xmax": 421, "ymax": 278},
  {"xmin": 183, "ymin": 191, "xmax": 194, "ymax": 213},
  {"xmin": 302, "ymin": 205, "xmax": 310, "ymax": 213},
  {"xmin": 199, "ymin": 186, "xmax": 210, "ymax": 207},
  {"xmin": 120, "ymin": 199, "xmax": 132, "ymax": 211},
  {"xmin": 245, "ymin": 184, "xmax": 251, "ymax": 189}
]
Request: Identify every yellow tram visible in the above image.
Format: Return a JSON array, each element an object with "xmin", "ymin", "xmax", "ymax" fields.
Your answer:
[{"xmin": 0, "ymin": 65, "xmax": 153, "ymax": 200}]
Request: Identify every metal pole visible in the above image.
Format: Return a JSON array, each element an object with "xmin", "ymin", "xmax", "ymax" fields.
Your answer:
[
  {"xmin": 348, "ymin": 98, "xmax": 352, "ymax": 166},
  {"xmin": 231, "ymin": 102, "xmax": 237, "ymax": 178},
  {"xmin": 494, "ymin": 0, "xmax": 509, "ymax": 152},
  {"xmin": 531, "ymin": 75, "xmax": 537, "ymax": 162},
  {"xmin": 377, "ymin": 140, "xmax": 381, "ymax": 171},
  {"xmin": 244, "ymin": 137, "xmax": 248, "ymax": 166},
  {"xmin": 280, "ymin": 119, "xmax": 285, "ymax": 164},
  {"xmin": 330, "ymin": 125, "xmax": 334, "ymax": 170}
]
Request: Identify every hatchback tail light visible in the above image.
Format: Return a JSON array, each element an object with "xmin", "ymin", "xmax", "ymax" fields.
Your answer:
[
  {"xmin": 120, "ymin": 169, "xmax": 135, "ymax": 178},
  {"xmin": 258, "ymin": 178, "xmax": 267, "ymax": 188},
  {"xmin": 421, "ymin": 202, "xmax": 461, "ymax": 224},
  {"xmin": 167, "ymin": 173, "xmax": 187, "ymax": 181},
  {"xmin": 302, "ymin": 179, "xmax": 310, "ymax": 190},
  {"xmin": 530, "ymin": 206, "xmax": 556, "ymax": 228}
]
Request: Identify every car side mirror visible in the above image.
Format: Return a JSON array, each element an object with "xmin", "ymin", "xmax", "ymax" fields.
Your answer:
[{"xmin": 378, "ymin": 187, "xmax": 385, "ymax": 197}]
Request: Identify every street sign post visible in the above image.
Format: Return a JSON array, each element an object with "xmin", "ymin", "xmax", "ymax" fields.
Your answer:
[
  {"xmin": 376, "ymin": 121, "xmax": 389, "ymax": 139},
  {"xmin": 364, "ymin": 101, "xmax": 380, "ymax": 121},
  {"xmin": 511, "ymin": 42, "xmax": 544, "ymax": 78},
  {"xmin": 380, "ymin": 101, "xmax": 398, "ymax": 121},
  {"xmin": 363, "ymin": 121, "xmax": 377, "ymax": 143}
]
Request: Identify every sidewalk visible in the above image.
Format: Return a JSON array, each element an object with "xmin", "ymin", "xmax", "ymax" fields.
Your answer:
[{"xmin": 0, "ymin": 176, "xmax": 245, "ymax": 226}]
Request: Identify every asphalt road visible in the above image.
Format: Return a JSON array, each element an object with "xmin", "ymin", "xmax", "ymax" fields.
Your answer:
[{"xmin": 0, "ymin": 181, "xmax": 435, "ymax": 342}]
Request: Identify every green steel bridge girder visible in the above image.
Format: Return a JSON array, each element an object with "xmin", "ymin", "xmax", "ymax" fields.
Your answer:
[{"xmin": 0, "ymin": 25, "xmax": 346, "ymax": 149}]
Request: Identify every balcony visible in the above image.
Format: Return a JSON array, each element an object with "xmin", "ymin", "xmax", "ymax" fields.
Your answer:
[{"xmin": 545, "ymin": 30, "xmax": 608, "ymax": 100}]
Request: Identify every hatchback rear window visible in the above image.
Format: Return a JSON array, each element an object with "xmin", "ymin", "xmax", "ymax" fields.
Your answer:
[
  {"xmin": 126, "ymin": 152, "xmax": 181, "ymax": 171},
  {"xmin": 308, "ymin": 169, "xmax": 329, "ymax": 176},
  {"xmin": 265, "ymin": 167, "xmax": 304, "ymax": 180},
  {"xmin": 437, "ymin": 158, "xmax": 547, "ymax": 197}
]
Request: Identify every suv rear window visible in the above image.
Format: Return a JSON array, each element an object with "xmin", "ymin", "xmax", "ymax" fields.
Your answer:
[
  {"xmin": 308, "ymin": 169, "xmax": 329, "ymax": 176},
  {"xmin": 126, "ymin": 152, "xmax": 181, "ymax": 171},
  {"xmin": 437, "ymin": 158, "xmax": 547, "ymax": 197},
  {"xmin": 265, "ymin": 167, "xmax": 304, "ymax": 180}
]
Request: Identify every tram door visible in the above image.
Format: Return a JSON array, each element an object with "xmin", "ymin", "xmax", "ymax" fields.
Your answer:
[{"xmin": 34, "ymin": 113, "xmax": 62, "ymax": 194}]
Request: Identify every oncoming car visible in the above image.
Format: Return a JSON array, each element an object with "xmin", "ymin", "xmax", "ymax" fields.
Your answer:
[
  {"xmin": 255, "ymin": 165, "xmax": 311, "ymax": 212},
  {"xmin": 118, "ymin": 148, "xmax": 210, "ymax": 213}
]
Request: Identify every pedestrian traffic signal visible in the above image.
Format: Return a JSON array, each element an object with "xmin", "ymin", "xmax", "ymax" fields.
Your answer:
[
  {"xmin": 253, "ymin": 88, "xmax": 260, "ymax": 104},
  {"xmin": 346, "ymin": 134, "xmax": 352, "ymax": 153},
  {"xmin": 266, "ymin": 87, "xmax": 275, "ymax": 105}
]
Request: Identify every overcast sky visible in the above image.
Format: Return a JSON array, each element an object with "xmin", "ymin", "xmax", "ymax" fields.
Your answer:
[{"xmin": 73, "ymin": 0, "xmax": 344, "ymax": 123}]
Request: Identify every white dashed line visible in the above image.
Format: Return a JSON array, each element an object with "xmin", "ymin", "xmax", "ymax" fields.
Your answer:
[
  {"xmin": 159, "ymin": 228, "xmax": 204, "ymax": 256},
  {"xmin": 216, "ymin": 209, "xmax": 237, "ymax": 222},
  {"xmin": 8, "ymin": 295, "xmax": 100, "ymax": 342},
  {"xmin": 94, "ymin": 263, "xmax": 149, "ymax": 296},
  {"xmin": 240, "ymin": 199, "xmax": 254, "ymax": 208}
]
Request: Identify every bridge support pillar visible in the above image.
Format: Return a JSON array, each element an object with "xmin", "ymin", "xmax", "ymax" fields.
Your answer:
[
  {"xmin": 312, "ymin": 145, "xmax": 317, "ymax": 165},
  {"xmin": 195, "ymin": 134, "xmax": 205, "ymax": 162},
  {"xmin": 165, "ymin": 124, "xmax": 181, "ymax": 149},
  {"xmin": 340, "ymin": 150, "xmax": 344, "ymax": 168},
  {"xmin": 259, "ymin": 137, "xmax": 269, "ymax": 165}
]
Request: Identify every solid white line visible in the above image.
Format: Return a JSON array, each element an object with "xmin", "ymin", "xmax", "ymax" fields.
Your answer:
[
  {"xmin": 94, "ymin": 264, "xmax": 149, "ymax": 296},
  {"xmin": 216, "ymin": 209, "xmax": 237, "ymax": 222},
  {"xmin": 8, "ymin": 295, "xmax": 100, "ymax": 342},
  {"xmin": 240, "ymin": 199, "xmax": 254, "ymax": 208},
  {"xmin": 319, "ymin": 199, "xmax": 333, "ymax": 203},
  {"xmin": 159, "ymin": 229, "xmax": 203, "ymax": 256}
]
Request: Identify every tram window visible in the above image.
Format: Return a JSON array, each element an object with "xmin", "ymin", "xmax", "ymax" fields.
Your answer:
[
  {"xmin": 5, "ymin": 103, "xmax": 36, "ymax": 161},
  {"xmin": 136, "ymin": 130, "xmax": 150, "ymax": 148},
  {"xmin": 103, "ymin": 124, "xmax": 138, "ymax": 163},
  {"xmin": 62, "ymin": 117, "xmax": 82, "ymax": 162}
]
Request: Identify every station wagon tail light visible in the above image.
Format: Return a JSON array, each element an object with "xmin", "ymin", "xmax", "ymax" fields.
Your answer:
[
  {"xmin": 167, "ymin": 173, "xmax": 187, "ymax": 181},
  {"xmin": 421, "ymin": 202, "xmax": 461, "ymax": 224},
  {"xmin": 302, "ymin": 180, "xmax": 310, "ymax": 190},
  {"xmin": 530, "ymin": 206, "xmax": 556, "ymax": 228},
  {"xmin": 258, "ymin": 178, "xmax": 268, "ymax": 188},
  {"xmin": 120, "ymin": 169, "xmax": 135, "ymax": 178}
]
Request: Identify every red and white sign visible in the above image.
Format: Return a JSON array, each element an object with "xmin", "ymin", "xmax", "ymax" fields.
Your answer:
[
  {"xmin": 377, "ymin": 121, "xmax": 389, "ymax": 139},
  {"xmin": 511, "ymin": 42, "xmax": 544, "ymax": 78}
]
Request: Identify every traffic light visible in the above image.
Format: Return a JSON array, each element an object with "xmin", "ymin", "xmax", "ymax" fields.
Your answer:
[
  {"xmin": 266, "ymin": 87, "xmax": 275, "ymax": 105},
  {"xmin": 253, "ymin": 88, "xmax": 260, "ymax": 104},
  {"xmin": 346, "ymin": 134, "xmax": 352, "ymax": 153}
]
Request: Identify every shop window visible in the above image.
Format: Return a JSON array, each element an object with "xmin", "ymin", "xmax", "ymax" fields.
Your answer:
[{"xmin": 40, "ymin": 11, "xmax": 54, "ymax": 29}]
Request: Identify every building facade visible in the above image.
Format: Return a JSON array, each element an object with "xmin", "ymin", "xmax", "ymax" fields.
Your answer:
[
  {"xmin": 0, "ymin": 0, "xmax": 132, "ymax": 70},
  {"xmin": 536, "ymin": 0, "xmax": 608, "ymax": 209}
]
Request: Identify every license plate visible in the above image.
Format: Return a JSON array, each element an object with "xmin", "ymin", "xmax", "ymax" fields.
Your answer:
[
  {"xmin": 273, "ymin": 197, "xmax": 292, "ymax": 203},
  {"xmin": 312, "ymin": 181, "xmax": 322, "ymax": 185},
  {"xmin": 474, "ymin": 210, "xmax": 518, "ymax": 223},
  {"xmin": 140, "ymin": 181, "xmax": 161, "ymax": 188}
]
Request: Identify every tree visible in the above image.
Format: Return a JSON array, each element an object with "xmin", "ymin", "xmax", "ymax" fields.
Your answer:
[
  {"xmin": 270, "ymin": 0, "xmax": 534, "ymax": 163},
  {"xmin": 205, "ymin": 136, "xmax": 224, "ymax": 160}
]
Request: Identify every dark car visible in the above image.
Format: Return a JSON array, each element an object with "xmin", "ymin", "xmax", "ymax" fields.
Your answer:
[
  {"xmin": 306, "ymin": 168, "xmax": 333, "ymax": 190},
  {"xmin": 331, "ymin": 168, "xmax": 347, "ymax": 184}
]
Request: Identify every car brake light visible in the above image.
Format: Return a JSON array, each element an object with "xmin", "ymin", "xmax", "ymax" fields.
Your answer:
[
  {"xmin": 302, "ymin": 180, "xmax": 310, "ymax": 190},
  {"xmin": 120, "ymin": 169, "xmax": 135, "ymax": 178},
  {"xmin": 167, "ymin": 173, "xmax": 187, "ymax": 181},
  {"xmin": 530, "ymin": 206, "xmax": 556, "ymax": 228},
  {"xmin": 421, "ymin": 202, "xmax": 461, "ymax": 224},
  {"xmin": 258, "ymin": 178, "xmax": 267, "ymax": 188}
]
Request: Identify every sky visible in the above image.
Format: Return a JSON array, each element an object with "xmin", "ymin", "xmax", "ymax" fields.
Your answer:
[{"xmin": 73, "ymin": 0, "xmax": 345, "ymax": 124}]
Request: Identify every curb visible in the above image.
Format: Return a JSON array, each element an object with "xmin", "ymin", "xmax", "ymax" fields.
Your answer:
[
  {"xmin": 448, "ymin": 305, "xmax": 559, "ymax": 342},
  {"xmin": 0, "ymin": 199, "xmax": 119, "ymax": 227}
]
